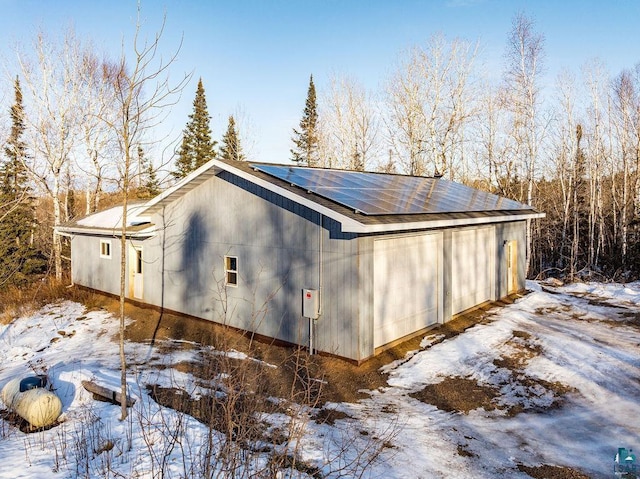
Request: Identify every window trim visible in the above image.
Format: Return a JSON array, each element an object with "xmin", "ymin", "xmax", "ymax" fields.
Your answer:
[
  {"xmin": 224, "ymin": 255, "xmax": 238, "ymax": 287},
  {"xmin": 100, "ymin": 240, "xmax": 112, "ymax": 259}
]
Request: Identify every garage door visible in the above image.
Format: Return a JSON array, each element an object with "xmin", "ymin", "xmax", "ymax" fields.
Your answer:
[
  {"xmin": 451, "ymin": 227, "xmax": 495, "ymax": 315},
  {"xmin": 374, "ymin": 233, "xmax": 442, "ymax": 349}
]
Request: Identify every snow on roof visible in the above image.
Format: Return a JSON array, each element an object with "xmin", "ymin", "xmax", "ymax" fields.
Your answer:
[
  {"xmin": 56, "ymin": 202, "xmax": 154, "ymax": 238},
  {"xmin": 75, "ymin": 203, "xmax": 149, "ymax": 229}
]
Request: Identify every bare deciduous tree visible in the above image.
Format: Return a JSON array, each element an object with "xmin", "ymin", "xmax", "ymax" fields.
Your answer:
[
  {"xmin": 503, "ymin": 12, "xmax": 546, "ymax": 274},
  {"xmin": 321, "ymin": 74, "xmax": 380, "ymax": 171},
  {"xmin": 610, "ymin": 69, "xmax": 639, "ymax": 271},
  {"xmin": 101, "ymin": 8, "xmax": 189, "ymax": 420},
  {"xmin": 582, "ymin": 59, "xmax": 608, "ymax": 271},
  {"xmin": 15, "ymin": 29, "xmax": 88, "ymax": 280},
  {"xmin": 385, "ymin": 34, "xmax": 478, "ymax": 178},
  {"xmin": 472, "ymin": 82, "xmax": 516, "ymax": 194},
  {"xmin": 76, "ymin": 55, "xmax": 120, "ymax": 215}
]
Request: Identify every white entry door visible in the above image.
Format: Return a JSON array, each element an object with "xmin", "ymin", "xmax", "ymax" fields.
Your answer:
[
  {"xmin": 130, "ymin": 246, "xmax": 143, "ymax": 299},
  {"xmin": 373, "ymin": 233, "xmax": 442, "ymax": 349},
  {"xmin": 451, "ymin": 227, "xmax": 495, "ymax": 315}
]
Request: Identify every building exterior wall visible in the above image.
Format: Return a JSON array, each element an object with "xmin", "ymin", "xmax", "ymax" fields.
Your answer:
[
  {"xmin": 494, "ymin": 220, "xmax": 528, "ymax": 298},
  {"xmin": 71, "ymin": 235, "xmax": 123, "ymax": 296},
  {"xmin": 356, "ymin": 220, "xmax": 528, "ymax": 359},
  {"xmin": 142, "ymin": 171, "xmax": 363, "ymax": 360},
  {"xmin": 68, "ymin": 172, "xmax": 530, "ymax": 362}
]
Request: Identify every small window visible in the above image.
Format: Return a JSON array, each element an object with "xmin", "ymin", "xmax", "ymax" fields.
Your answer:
[
  {"xmin": 225, "ymin": 256, "xmax": 238, "ymax": 287},
  {"xmin": 135, "ymin": 248, "xmax": 143, "ymax": 274},
  {"xmin": 100, "ymin": 240, "xmax": 111, "ymax": 259}
]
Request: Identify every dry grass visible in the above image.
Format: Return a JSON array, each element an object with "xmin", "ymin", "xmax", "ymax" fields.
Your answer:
[{"xmin": 0, "ymin": 278, "xmax": 68, "ymax": 324}]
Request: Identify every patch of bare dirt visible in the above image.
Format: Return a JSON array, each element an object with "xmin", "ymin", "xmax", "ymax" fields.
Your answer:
[
  {"xmin": 312, "ymin": 407, "xmax": 353, "ymax": 425},
  {"xmin": 78, "ymin": 290, "xmax": 519, "ymax": 406},
  {"xmin": 410, "ymin": 377, "xmax": 501, "ymax": 414},
  {"xmin": 456, "ymin": 443, "xmax": 478, "ymax": 458},
  {"xmin": 410, "ymin": 329, "xmax": 575, "ymax": 415},
  {"xmin": 517, "ymin": 463, "xmax": 591, "ymax": 479},
  {"xmin": 0, "ymin": 408, "xmax": 63, "ymax": 433}
]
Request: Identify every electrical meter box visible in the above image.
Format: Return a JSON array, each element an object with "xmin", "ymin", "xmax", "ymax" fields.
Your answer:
[{"xmin": 302, "ymin": 289, "xmax": 319, "ymax": 319}]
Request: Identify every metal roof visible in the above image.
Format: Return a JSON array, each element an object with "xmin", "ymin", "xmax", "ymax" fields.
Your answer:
[{"xmin": 60, "ymin": 159, "xmax": 544, "ymax": 237}]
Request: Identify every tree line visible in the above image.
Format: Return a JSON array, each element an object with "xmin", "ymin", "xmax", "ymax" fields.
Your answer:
[
  {"xmin": 2, "ymin": 11, "xmax": 640, "ymax": 287},
  {"xmin": 0, "ymin": 29, "xmax": 244, "ymax": 288},
  {"xmin": 290, "ymin": 14, "xmax": 640, "ymax": 281}
]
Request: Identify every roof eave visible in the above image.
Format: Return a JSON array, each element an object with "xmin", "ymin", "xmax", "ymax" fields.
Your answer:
[
  {"xmin": 55, "ymin": 225, "xmax": 156, "ymax": 239},
  {"xmin": 341, "ymin": 211, "xmax": 546, "ymax": 234},
  {"xmin": 139, "ymin": 161, "xmax": 219, "ymax": 215},
  {"xmin": 136, "ymin": 158, "xmax": 545, "ymax": 236}
]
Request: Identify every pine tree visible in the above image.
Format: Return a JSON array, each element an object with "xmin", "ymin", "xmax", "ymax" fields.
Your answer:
[
  {"xmin": 219, "ymin": 115, "xmax": 245, "ymax": 162},
  {"xmin": 174, "ymin": 135, "xmax": 192, "ymax": 179},
  {"xmin": 0, "ymin": 77, "xmax": 45, "ymax": 287},
  {"xmin": 1, "ymin": 77, "xmax": 28, "ymax": 196},
  {"xmin": 173, "ymin": 78, "xmax": 216, "ymax": 179},
  {"xmin": 291, "ymin": 74, "xmax": 320, "ymax": 167},
  {"xmin": 136, "ymin": 145, "xmax": 161, "ymax": 199}
]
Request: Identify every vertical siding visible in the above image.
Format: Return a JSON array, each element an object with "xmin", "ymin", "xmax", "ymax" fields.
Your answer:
[
  {"xmin": 71, "ymin": 235, "xmax": 122, "ymax": 296},
  {"xmin": 357, "ymin": 236, "xmax": 374, "ymax": 360},
  {"xmin": 494, "ymin": 221, "xmax": 527, "ymax": 298},
  {"xmin": 141, "ymin": 172, "xmax": 362, "ymax": 360}
]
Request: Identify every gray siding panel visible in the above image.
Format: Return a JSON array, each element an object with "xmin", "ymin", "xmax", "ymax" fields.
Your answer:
[
  {"xmin": 494, "ymin": 221, "xmax": 528, "ymax": 298},
  {"xmin": 71, "ymin": 235, "xmax": 122, "ymax": 296},
  {"xmin": 358, "ymin": 236, "xmax": 374, "ymax": 359},
  {"xmin": 141, "ymin": 172, "xmax": 361, "ymax": 360}
]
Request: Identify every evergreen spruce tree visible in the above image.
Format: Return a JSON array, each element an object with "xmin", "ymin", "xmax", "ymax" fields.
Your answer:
[
  {"xmin": 136, "ymin": 145, "xmax": 161, "ymax": 199},
  {"xmin": 173, "ymin": 135, "xmax": 192, "ymax": 179},
  {"xmin": 173, "ymin": 78, "xmax": 216, "ymax": 179},
  {"xmin": 291, "ymin": 74, "xmax": 320, "ymax": 167},
  {"xmin": 219, "ymin": 115, "xmax": 245, "ymax": 162},
  {"xmin": 0, "ymin": 77, "xmax": 45, "ymax": 287},
  {"xmin": 1, "ymin": 77, "xmax": 28, "ymax": 195}
]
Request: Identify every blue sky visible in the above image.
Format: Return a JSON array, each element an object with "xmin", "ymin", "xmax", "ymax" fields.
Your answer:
[{"xmin": 1, "ymin": 0, "xmax": 639, "ymax": 165}]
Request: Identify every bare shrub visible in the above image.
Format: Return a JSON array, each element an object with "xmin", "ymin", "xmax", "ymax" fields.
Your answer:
[{"xmin": 128, "ymin": 271, "xmax": 400, "ymax": 478}]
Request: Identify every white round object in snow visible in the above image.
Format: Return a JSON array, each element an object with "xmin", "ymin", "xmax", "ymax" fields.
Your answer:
[
  {"xmin": 1, "ymin": 377, "xmax": 62, "ymax": 428},
  {"xmin": 0, "ymin": 378, "xmax": 22, "ymax": 407},
  {"xmin": 12, "ymin": 388, "xmax": 62, "ymax": 428}
]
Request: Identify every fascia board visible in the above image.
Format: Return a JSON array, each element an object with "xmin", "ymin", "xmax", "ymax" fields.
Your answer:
[
  {"xmin": 55, "ymin": 226, "xmax": 156, "ymax": 239},
  {"xmin": 342, "ymin": 212, "xmax": 546, "ymax": 234},
  {"xmin": 139, "ymin": 160, "xmax": 219, "ymax": 214}
]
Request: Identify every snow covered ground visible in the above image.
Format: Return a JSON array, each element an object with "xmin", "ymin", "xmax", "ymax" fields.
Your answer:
[{"xmin": 1, "ymin": 281, "xmax": 639, "ymax": 478}]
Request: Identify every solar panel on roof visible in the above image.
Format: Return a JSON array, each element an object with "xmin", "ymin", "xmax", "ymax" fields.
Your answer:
[{"xmin": 251, "ymin": 164, "xmax": 530, "ymax": 215}]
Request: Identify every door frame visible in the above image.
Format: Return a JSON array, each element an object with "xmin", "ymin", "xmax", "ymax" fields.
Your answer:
[
  {"xmin": 129, "ymin": 244, "xmax": 143, "ymax": 299},
  {"xmin": 506, "ymin": 240, "xmax": 518, "ymax": 294}
]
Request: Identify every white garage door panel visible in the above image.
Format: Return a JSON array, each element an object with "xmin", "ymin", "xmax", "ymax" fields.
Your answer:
[
  {"xmin": 451, "ymin": 227, "xmax": 494, "ymax": 315},
  {"xmin": 374, "ymin": 234, "xmax": 442, "ymax": 349}
]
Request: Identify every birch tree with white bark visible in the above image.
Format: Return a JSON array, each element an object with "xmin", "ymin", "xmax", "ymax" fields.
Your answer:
[
  {"xmin": 321, "ymin": 75, "xmax": 380, "ymax": 171},
  {"xmin": 385, "ymin": 34, "xmax": 478, "ymax": 178},
  {"xmin": 502, "ymin": 12, "xmax": 546, "ymax": 274},
  {"xmin": 15, "ymin": 29, "xmax": 90, "ymax": 280}
]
